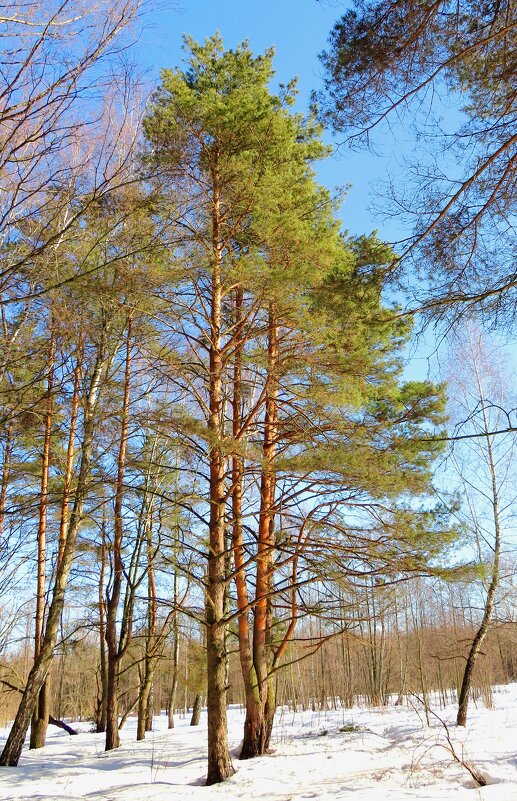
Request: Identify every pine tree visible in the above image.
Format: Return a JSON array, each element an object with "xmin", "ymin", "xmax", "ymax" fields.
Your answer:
[
  {"xmin": 144, "ymin": 34, "xmax": 456, "ymax": 778},
  {"xmin": 317, "ymin": 0, "xmax": 517, "ymax": 321},
  {"xmin": 144, "ymin": 34, "xmax": 295, "ymax": 783}
]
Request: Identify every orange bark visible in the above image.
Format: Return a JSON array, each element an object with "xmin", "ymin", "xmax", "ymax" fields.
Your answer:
[
  {"xmin": 205, "ymin": 167, "xmax": 235, "ymax": 785},
  {"xmin": 240, "ymin": 304, "xmax": 279, "ymax": 759}
]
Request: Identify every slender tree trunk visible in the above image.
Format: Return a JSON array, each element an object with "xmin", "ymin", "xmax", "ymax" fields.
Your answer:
[
  {"xmin": 30, "ymin": 331, "xmax": 54, "ymax": 750},
  {"xmin": 415, "ymin": 604, "xmax": 430, "ymax": 726},
  {"xmin": 145, "ymin": 684, "xmax": 154, "ymax": 732},
  {"xmin": 0, "ymin": 420, "xmax": 12, "ymax": 538},
  {"xmin": 241, "ymin": 305, "xmax": 278, "ymax": 759},
  {"xmin": 118, "ymin": 695, "xmax": 138, "ymax": 730},
  {"xmin": 167, "ymin": 495, "xmax": 181, "ymax": 729},
  {"xmin": 137, "ymin": 506, "xmax": 157, "ymax": 742},
  {"xmin": 230, "ymin": 287, "xmax": 263, "ymax": 759},
  {"xmin": 105, "ymin": 319, "xmax": 132, "ymax": 751},
  {"xmin": 105, "ymin": 548, "xmax": 121, "ymax": 743},
  {"xmin": 97, "ymin": 500, "xmax": 108, "ymax": 733},
  {"xmin": 190, "ymin": 693, "xmax": 202, "ymax": 725},
  {"xmin": 457, "ymin": 402, "xmax": 501, "ymax": 726},
  {"xmin": 57, "ymin": 339, "xmax": 82, "ymax": 570},
  {"xmin": 0, "ymin": 330, "xmax": 111, "ymax": 766},
  {"xmin": 205, "ymin": 168, "xmax": 234, "ymax": 785},
  {"xmin": 394, "ymin": 592, "xmax": 408, "ymax": 705},
  {"xmin": 168, "ymin": 610, "xmax": 180, "ymax": 728},
  {"xmin": 137, "ymin": 660, "xmax": 154, "ymax": 741}
]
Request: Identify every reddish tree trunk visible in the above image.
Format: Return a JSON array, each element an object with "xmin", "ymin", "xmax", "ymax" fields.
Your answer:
[
  {"xmin": 230, "ymin": 287, "xmax": 265, "ymax": 759},
  {"xmin": 205, "ymin": 171, "xmax": 234, "ymax": 785},
  {"xmin": 241, "ymin": 306, "xmax": 278, "ymax": 759}
]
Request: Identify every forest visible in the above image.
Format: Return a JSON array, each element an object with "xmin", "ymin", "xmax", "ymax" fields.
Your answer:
[{"xmin": 0, "ymin": 0, "xmax": 516, "ymax": 795}]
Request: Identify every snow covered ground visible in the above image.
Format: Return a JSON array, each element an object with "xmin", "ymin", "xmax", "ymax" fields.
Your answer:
[{"xmin": 1, "ymin": 685, "xmax": 517, "ymax": 801}]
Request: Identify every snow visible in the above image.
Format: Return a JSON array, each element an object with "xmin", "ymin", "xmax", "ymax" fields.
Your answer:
[{"xmin": 1, "ymin": 686, "xmax": 517, "ymax": 801}]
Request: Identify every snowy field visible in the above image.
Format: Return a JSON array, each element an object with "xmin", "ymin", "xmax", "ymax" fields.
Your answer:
[{"xmin": 1, "ymin": 686, "xmax": 517, "ymax": 801}]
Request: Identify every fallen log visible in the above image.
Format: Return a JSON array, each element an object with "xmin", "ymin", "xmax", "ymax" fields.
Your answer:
[{"xmin": 1, "ymin": 679, "xmax": 78, "ymax": 735}]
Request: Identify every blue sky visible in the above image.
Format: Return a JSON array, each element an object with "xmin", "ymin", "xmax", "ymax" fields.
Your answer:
[{"xmin": 137, "ymin": 0, "xmax": 404, "ymax": 242}]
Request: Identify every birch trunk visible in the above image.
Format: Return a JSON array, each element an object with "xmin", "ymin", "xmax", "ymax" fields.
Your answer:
[{"xmin": 457, "ymin": 397, "xmax": 501, "ymax": 726}]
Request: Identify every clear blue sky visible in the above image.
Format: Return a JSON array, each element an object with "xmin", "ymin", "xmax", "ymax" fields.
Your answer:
[{"xmin": 137, "ymin": 0, "xmax": 404, "ymax": 242}]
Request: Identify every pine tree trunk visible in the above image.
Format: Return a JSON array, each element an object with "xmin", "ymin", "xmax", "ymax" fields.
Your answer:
[
  {"xmin": 205, "ymin": 170, "xmax": 234, "ymax": 785},
  {"xmin": 230, "ymin": 287, "xmax": 270, "ymax": 760},
  {"xmin": 206, "ymin": 607, "xmax": 234, "ymax": 784},
  {"xmin": 241, "ymin": 305, "xmax": 278, "ymax": 759}
]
